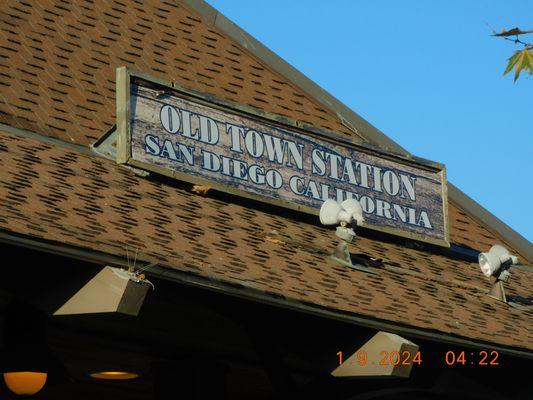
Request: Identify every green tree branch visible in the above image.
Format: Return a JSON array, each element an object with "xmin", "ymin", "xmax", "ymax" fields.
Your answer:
[{"xmin": 492, "ymin": 27, "xmax": 533, "ymax": 82}]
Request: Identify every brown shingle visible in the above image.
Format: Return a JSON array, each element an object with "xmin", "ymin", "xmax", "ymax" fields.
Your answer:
[
  {"xmin": 0, "ymin": 0, "xmax": 527, "ymax": 258},
  {"xmin": 0, "ymin": 0, "xmax": 357, "ymax": 146},
  {"xmin": 0, "ymin": 1, "xmax": 531, "ymax": 350},
  {"xmin": 0, "ymin": 129, "xmax": 531, "ymax": 350}
]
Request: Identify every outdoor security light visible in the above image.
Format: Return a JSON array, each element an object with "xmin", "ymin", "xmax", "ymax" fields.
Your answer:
[
  {"xmin": 340, "ymin": 198, "xmax": 364, "ymax": 226},
  {"xmin": 479, "ymin": 245, "xmax": 518, "ymax": 278},
  {"xmin": 319, "ymin": 199, "xmax": 364, "ymax": 242},
  {"xmin": 478, "ymin": 245, "xmax": 518, "ymax": 303},
  {"xmin": 319, "ymin": 199, "xmax": 376, "ymax": 274},
  {"xmin": 319, "ymin": 199, "xmax": 344, "ymax": 226},
  {"xmin": 319, "ymin": 198, "xmax": 364, "ymax": 227}
]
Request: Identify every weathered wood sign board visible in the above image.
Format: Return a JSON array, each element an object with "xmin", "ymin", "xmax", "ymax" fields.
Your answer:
[{"xmin": 116, "ymin": 67, "xmax": 449, "ymax": 247}]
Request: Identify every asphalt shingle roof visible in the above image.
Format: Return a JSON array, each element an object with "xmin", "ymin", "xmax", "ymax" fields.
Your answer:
[{"xmin": 0, "ymin": 0, "xmax": 531, "ymax": 351}]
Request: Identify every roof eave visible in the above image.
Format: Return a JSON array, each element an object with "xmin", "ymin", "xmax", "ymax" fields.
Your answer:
[{"xmin": 1, "ymin": 227, "xmax": 532, "ymax": 360}]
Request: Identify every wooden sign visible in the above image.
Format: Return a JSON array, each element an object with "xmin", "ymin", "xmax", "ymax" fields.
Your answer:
[{"xmin": 116, "ymin": 68, "xmax": 449, "ymax": 247}]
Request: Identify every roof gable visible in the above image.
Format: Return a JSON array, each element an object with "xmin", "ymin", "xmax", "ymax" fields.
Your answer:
[
  {"xmin": 182, "ymin": 1, "xmax": 533, "ymax": 261},
  {"xmin": 0, "ymin": 0, "xmax": 358, "ymax": 146},
  {"xmin": 0, "ymin": 0, "xmax": 532, "ymax": 353},
  {"xmin": 1, "ymin": 0, "xmax": 530, "ymax": 260}
]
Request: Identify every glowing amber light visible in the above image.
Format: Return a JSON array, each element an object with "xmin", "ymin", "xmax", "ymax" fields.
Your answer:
[
  {"xmin": 90, "ymin": 371, "xmax": 139, "ymax": 380},
  {"xmin": 3, "ymin": 372, "xmax": 47, "ymax": 395}
]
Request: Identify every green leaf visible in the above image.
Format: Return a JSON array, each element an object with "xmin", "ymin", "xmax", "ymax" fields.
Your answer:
[{"xmin": 503, "ymin": 48, "xmax": 533, "ymax": 81}]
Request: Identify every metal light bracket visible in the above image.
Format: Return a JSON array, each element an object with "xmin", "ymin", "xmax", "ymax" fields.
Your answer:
[
  {"xmin": 331, "ymin": 241, "xmax": 378, "ymax": 274},
  {"xmin": 488, "ymin": 277, "xmax": 507, "ymax": 303}
]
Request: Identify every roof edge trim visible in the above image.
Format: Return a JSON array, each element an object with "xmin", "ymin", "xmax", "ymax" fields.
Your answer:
[
  {"xmin": 0, "ymin": 228, "xmax": 531, "ymax": 360},
  {"xmin": 184, "ymin": 0, "xmax": 532, "ymax": 262},
  {"xmin": 0, "ymin": 123, "xmax": 93, "ymax": 156},
  {"xmin": 448, "ymin": 184, "xmax": 533, "ymax": 261}
]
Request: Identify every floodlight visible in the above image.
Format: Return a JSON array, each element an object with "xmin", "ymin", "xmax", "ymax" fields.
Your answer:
[
  {"xmin": 319, "ymin": 199, "xmax": 364, "ymax": 227},
  {"xmin": 319, "ymin": 199, "xmax": 375, "ymax": 274},
  {"xmin": 478, "ymin": 245, "xmax": 518, "ymax": 278},
  {"xmin": 319, "ymin": 199, "xmax": 343, "ymax": 226},
  {"xmin": 478, "ymin": 245, "xmax": 519, "ymax": 303},
  {"xmin": 341, "ymin": 198, "xmax": 364, "ymax": 226}
]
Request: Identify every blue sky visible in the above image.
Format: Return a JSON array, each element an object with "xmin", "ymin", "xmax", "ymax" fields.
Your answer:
[{"xmin": 207, "ymin": 0, "xmax": 533, "ymax": 244}]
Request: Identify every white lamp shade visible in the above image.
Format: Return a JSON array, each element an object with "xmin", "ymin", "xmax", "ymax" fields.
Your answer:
[
  {"xmin": 319, "ymin": 199, "xmax": 342, "ymax": 225},
  {"xmin": 478, "ymin": 245, "xmax": 518, "ymax": 277},
  {"xmin": 479, "ymin": 252, "xmax": 501, "ymax": 277},
  {"xmin": 319, "ymin": 198, "xmax": 365, "ymax": 226},
  {"xmin": 341, "ymin": 199, "xmax": 364, "ymax": 225}
]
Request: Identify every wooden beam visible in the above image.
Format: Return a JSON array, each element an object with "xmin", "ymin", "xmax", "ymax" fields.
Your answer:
[{"xmin": 332, "ymin": 332, "xmax": 419, "ymax": 378}]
